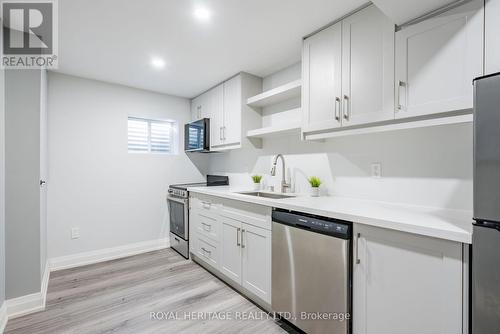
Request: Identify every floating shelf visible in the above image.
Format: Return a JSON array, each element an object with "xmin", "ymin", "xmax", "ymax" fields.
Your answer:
[
  {"xmin": 247, "ymin": 121, "xmax": 301, "ymax": 139},
  {"xmin": 247, "ymin": 79, "xmax": 301, "ymax": 108}
]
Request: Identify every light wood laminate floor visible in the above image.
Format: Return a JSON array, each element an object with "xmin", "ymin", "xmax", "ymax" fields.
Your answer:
[{"xmin": 6, "ymin": 248, "xmax": 290, "ymax": 334}]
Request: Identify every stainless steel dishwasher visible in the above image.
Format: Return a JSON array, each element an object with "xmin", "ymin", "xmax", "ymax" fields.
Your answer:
[{"xmin": 272, "ymin": 208, "xmax": 352, "ymax": 334}]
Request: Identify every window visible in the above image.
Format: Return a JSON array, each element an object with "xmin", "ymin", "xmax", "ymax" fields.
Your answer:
[{"xmin": 128, "ymin": 117, "xmax": 176, "ymax": 154}]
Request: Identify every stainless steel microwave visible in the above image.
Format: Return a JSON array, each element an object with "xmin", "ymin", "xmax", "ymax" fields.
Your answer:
[{"xmin": 184, "ymin": 118, "xmax": 210, "ymax": 152}]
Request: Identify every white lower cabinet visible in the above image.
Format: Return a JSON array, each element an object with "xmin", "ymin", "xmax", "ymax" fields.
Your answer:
[
  {"xmin": 241, "ymin": 223, "xmax": 272, "ymax": 303},
  {"xmin": 190, "ymin": 194, "xmax": 272, "ymax": 305},
  {"xmin": 220, "ymin": 216, "xmax": 242, "ymax": 284},
  {"xmin": 353, "ymin": 223, "xmax": 464, "ymax": 334},
  {"xmin": 220, "ymin": 215, "xmax": 272, "ymax": 304},
  {"xmin": 193, "ymin": 234, "xmax": 220, "ymax": 270}
]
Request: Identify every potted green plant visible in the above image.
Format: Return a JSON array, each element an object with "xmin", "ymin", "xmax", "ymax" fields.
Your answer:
[
  {"xmin": 251, "ymin": 175, "xmax": 263, "ymax": 191},
  {"xmin": 308, "ymin": 176, "xmax": 321, "ymax": 197}
]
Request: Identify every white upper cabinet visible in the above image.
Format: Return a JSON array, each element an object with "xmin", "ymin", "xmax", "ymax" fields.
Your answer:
[
  {"xmin": 485, "ymin": 0, "xmax": 500, "ymax": 74},
  {"xmin": 302, "ymin": 22, "xmax": 342, "ymax": 132},
  {"xmin": 191, "ymin": 95, "xmax": 200, "ymax": 120},
  {"xmin": 342, "ymin": 5, "xmax": 395, "ymax": 126},
  {"xmin": 191, "ymin": 94, "xmax": 207, "ymax": 121},
  {"xmin": 222, "ymin": 76, "xmax": 242, "ymax": 147},
  {"xmin": 302, "ymin": 5, "xmax": 395, "ymax": 133},
  {"xmin": 395, "ymin": 0, "xmax": 484, "ymax": 118},
  {"xmin": 191, "ymin": 73, "xmax": 261, "ymax": 152},
  {"xmin": 208, "ymin": 84, "xmax": 224, "ymax": 148},
  {"xmin": 353, "ymin": 223, "xmax": 464, "ymax": 334}
]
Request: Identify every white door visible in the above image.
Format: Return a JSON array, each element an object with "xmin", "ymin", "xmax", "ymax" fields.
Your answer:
[
  {"xmin": 352, "ymin": 224, "xmax": 463, "ymax": 334},
  {"xmin": 39, "ymin": 70, "xmax": 48, "ymax": 273},
  {"xmin": 208, "ymin": 84, "xmax": 225, "ymax": 148},
  {"xmin": 222, "ymin": 75, "xmax": 241, "ymax": 146},
  {"xmin": 302, "ymin": 22, "xmax": 343, "ymax": 133},
  {"xmin": 485, "ymin": 0, "xmax": 500, "ymax": 74},
  {"xmin": 241, "ymin": 223, "xmax": 271, "ymax": 304},
  {"xmin": 395, "ymin": 0, "xmax": 483, "ymax": 118},
  {"xmin": 220, "ymin": 217, "xmax": 242, "ymax": 284},
  {"xmin": 342, "ymin": 5, "xmax": 395, "ymax": 126}
]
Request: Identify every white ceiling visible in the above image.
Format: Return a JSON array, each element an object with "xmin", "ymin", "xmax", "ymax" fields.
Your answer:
[{"xmin": 55, "ymin": 0, "xmax": 366, "ymax": 98}]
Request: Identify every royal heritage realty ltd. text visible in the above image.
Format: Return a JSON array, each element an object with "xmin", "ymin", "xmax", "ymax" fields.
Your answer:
[{"xmin": 150, "ymin": 311, "xmax": 351, "ymax": 322}]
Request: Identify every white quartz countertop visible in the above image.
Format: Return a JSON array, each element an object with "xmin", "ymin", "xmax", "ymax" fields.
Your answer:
[{"xmin": 187, "ymin": 186, "xmax": 473, "ymax": 244}]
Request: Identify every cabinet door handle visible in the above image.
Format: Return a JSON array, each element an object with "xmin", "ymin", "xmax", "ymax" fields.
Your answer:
[
  {"xmin": 201, "ymin": 247, "xmax": 211, "ymax": 256},
  {"xmin": 219, "ymin": 127, "xmax": 223, "ymax": 140},
  {"xmin": 355, "ymin": 233, "xmax": 361, "ymax": 264},
  {"xmin": 237, "ymin": 227, "xmax": 241, "ymax": 246},
  {"xmin": 343, "ymin": 95, "xmax": 349, "ymax": 121},
  {"xmin": 397, "ymin": 80, "xmax": 405, "ymax": 111},
  {"xmin": 241, "ymin": 229, "xmax": 245, "ymax": 248},
  {"xmin": 335, "ymin": 97, "xmax": 341, "ymax": 121},
  {"xmin": 197, "ymin": 106, "xmax": 201, "ymax": 119},
  {"xmin": 222, "ymin": 126, "xmax": 226, "ymax": 140}
]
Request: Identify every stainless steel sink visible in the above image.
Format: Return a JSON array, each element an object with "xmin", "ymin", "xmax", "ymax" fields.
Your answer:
[{"xmin": 236, "ymin": 191, "xmax": 295, "ymax": 199}]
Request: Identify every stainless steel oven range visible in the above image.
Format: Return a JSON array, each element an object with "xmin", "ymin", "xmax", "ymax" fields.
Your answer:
[{"xmin": 167, "ymin": 175, "xmax": 228, "ymax": 259}]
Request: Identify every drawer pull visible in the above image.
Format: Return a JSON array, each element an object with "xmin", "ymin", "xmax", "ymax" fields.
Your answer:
[
  {"xmin": 335, "ymin": 96, "xmax": 341, "ymax": 121},
  {"xmin": 201, "ymin": 201, "xmax": 211, "ymax": 209},
  {"xmin": 201, "ymin": 247, "xmax": 212, "ymax": 256},
  {"xmin": 241, "ymin": 229, "xmax": 245, "ymax": 248},
  {"xmin": 201, "ymin": 222, "xmax": 212, "ymax": 232}
]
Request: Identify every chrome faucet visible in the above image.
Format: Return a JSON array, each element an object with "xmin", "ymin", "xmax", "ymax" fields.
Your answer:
[{"xmin": 270, "ymin": 154, "xmax": 291, "ymax": 193}]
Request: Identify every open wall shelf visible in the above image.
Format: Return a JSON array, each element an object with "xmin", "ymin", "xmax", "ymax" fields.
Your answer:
[
  {"xmin": 246, "ymin": 79, "xmax": 301, "ymax": 108},
  {"xmin": 246, "ymin": 121, "xmax": 301, "ymax": 139}
]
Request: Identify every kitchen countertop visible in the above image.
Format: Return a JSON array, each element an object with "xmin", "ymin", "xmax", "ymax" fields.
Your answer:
[{"xmin": 187, "ymin": 186, "xmax": 473, "ymax": 244}]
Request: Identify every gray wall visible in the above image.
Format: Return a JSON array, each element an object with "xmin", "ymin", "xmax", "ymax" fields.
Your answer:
[
  {"xmin": 5, "ymin": 70, "xmax": 42, "ymax": 299},
  {"xmin": 47, "ymin": 73, "xmax": 206, "ymax": 259},
  {"xmin": 0, "ymin": 68, "xmax": 5, "ymax": 304}
]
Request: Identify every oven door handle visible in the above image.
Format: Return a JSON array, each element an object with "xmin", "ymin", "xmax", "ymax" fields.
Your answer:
[{"xmin": 167, "ymin": 196, "xmax": 188, "ymax": 205}]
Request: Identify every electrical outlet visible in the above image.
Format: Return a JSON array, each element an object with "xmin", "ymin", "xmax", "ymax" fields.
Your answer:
[
  {"xmin": 71, "ymin": 227, "xmax": 80, "ymax": 239},
  {"xmin": 371, "ymin": 163, "xmax": 381, "ymax": 178}
]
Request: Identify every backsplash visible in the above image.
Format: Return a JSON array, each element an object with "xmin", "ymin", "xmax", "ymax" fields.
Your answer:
[{"xmin": 208, "ymin": 122, "xmax": 473, "ymax": 211}]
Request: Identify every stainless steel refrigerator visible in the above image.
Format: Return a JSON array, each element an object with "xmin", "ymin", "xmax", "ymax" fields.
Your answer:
[{"xmin": 472, "ymin": 72, "xmax": 500, "ymax": 334}]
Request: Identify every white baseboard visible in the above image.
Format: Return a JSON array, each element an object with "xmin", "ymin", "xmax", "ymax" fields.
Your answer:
[
  {"xmin": 0, "ymin": 302, "xmax": 7, "ymax": 333},
  {"xmin": 6, "ymin": 291, "xmax": 44, "ymax": 320},
  {"xmin": 41, "ymin": 260, "xmax": 50, "ymax": 307},
  {"xmin": 49, "ymin": 238, "xmax": 170, "ymax": 272},
  {"xmin": 6, "ymin": 260, "xmax": 50, "ymax": 320}
]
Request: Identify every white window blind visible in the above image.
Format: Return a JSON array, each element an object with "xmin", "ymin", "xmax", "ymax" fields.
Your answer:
[{"xmin": 128, "ymin": 117, "xmax": 175, "ymax": 154}]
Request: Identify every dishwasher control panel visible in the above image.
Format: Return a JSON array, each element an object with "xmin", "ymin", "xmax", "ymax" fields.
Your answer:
[{"xmin": 272, "ymin": 209, "xmax": 351, "ymax": 239}]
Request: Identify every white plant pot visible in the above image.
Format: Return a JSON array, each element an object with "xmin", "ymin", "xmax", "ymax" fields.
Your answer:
[
  {"xmin": 253, "ymin": 183, "xmax": 261, "ymax": 191},
  {"xmin": 311, "ymin": 187, "xmax": 320, "ymax": 197}
]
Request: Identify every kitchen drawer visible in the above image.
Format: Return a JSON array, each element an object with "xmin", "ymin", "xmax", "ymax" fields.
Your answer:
[
  {"xmin": 191, "ymin": 194, "xmax": 221, "ymax": 218},
  {"xmin": 193, "ymin": 209, "xmax": 220, "ymax": 242},
  {"xmin": 194, "ymin": 234, "xmax": 220, "ymax": 270},
  {"xmin": 220, "ymin": 198, "xmax": 271, "ymax": 230}
]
